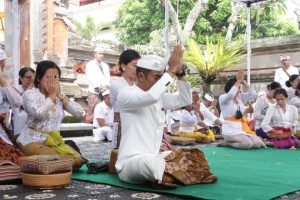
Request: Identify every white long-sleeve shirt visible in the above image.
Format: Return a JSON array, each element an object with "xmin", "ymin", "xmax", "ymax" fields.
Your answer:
[
  {"xmin": 0, "ymin": 86, "xmax": 23, "ymax": 144},
  {"xmin": 179, "ymin": 109, "xmax": 198, "ymax": 132},
  {"xmin": 116, "ymin": 73, "xmax": 192, "ymax": 183},
  {"xmin": 109, "ymin": 77, "xmax": 129, "ymax": 113},
  {"xmin": 85, "ymin": 59, "xmax": 110, "ymax": 94},
  {"xmin": 290, "ymin": 96, "xmax": 300, "ymax": 116},
  {"xmin": 253, "ymin": 94, "xmax": 275, "ymax": 129},
  {"xmin": 219, "ymin": 85, "xmax": 257, "ymax": 136},
  {"xmin": 274, "ymin": 66, "xmax": 299, "ymax": 88},
  {"xmin": 200, "ymin": 102, "xmax": 218, "ymax": 126},
  {"xmin": 261, "ymin": 104, "xmax": 298, "ymax": 132},
  {"xmin": 219, "ymin": 85, "xmax": 257, "ymax": 119}
]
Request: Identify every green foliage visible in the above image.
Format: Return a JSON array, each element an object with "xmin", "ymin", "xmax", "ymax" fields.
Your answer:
[
  {"xmin": 185, "ymin": 73, "xmax": 202, "ymax": 88},
  {"xmin": 115, "ymin": 0, "xmax": 297, "ymax": 45},
  {"xmin": 115, "ymin": 0, "xmax": 164, "ymax": 45},
  {"xmin": 73, "ymin": 16, "xmax": 112, "ymax": 42},
  {"xmin": 183, "ymin": 35, "xmax": 245, "ymax": 92}
]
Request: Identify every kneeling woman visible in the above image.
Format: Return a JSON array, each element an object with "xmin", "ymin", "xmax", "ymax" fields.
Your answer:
[
  {"xmin": 17, "ymin": 60, "xmax": 87, "ymax": 169},
  {"xmin": 219, "ymin": 69, "xmax": 265, "ymax": 149},
  {"xmin": 261, "ymin": 88, "xmax": 299, "ymax": 149}
]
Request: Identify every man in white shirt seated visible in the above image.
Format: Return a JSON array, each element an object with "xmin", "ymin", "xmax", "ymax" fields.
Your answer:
[
  {"xmin": 166, "ymin": 109, "xmax": 181, "ymax": 134},
  {"xmin": 177, "ymin": 104, "xmax": 215, "ymax": 143},
  {"xmin": 274, "ymin": 54, "xmax": 299, "ymax": 88},
  {"xmin": 93, "ymin": 90, "xmax": 114, "ymax": 142},
  {"xmin": 116, "ymin": 46, "xmax": 217, "ymax": 187},
  {"xmin": 201, "ymin": 93, "xmax": 223, "ymax": 135}
]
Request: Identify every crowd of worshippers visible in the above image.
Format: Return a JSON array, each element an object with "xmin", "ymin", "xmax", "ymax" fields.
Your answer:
[{"xmin": 1, "ymin": 43, "xmax": 300, "ymax": 187}]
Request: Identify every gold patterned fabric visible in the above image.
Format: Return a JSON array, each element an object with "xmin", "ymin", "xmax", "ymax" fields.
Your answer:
[{"xmin": 162, "ymin": 148, "xmax": 217, "ymax": 186}]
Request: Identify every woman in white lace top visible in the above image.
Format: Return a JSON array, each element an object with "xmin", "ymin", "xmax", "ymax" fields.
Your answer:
[
  {"xmin": 17, "ymin": 60, "xmax": 86, "ymax": 169},
  {"xmin": 261, "ymin": 88, "xmax": 299, "ymax": 148},
  {"xmin": 253, "ymin": 82, "xmax": 281, "ymax": 138}
]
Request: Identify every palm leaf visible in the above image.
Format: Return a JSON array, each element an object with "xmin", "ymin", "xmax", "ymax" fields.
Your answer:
[{"xmin": 184, "ymin": 35, "xmax": 245, "ymax": 82}]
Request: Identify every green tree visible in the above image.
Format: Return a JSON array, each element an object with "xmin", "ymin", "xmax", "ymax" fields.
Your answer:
[
  {"xmin": 115, "ymin": 0, "xmax": 165, "ymax": 45},
  {"xmin": 183, "ymin": 35, "xmax": 245, "ymax": 93},
  {"xmin": 73, "ymin": 16, "xmax": 112, "ymax": 42},
  {"xmin": 115, "ymin": 0, "xmax": 297, "ymax": 45}
]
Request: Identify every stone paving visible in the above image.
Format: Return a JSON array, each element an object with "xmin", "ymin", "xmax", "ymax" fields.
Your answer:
[{"xmin": 0, "ymin": 136, "xmax": 298, "ymax": 199}]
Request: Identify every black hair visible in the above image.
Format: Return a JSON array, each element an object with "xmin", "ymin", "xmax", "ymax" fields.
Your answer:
[
  {"xmin": 295, "ymin": 82, "xmax": 300, "ymax": 96},
  {"xmin": 136, "ymin": 66, "xmax": 152, "ymax": 78},
  {"xmin": 34, "ymin": 60, "xmax": 61, "ymax": 88},
  {"xmin": 224, "ymin": 78, "xmax": 237, "ymax": 93},
  {"xmin": 273, "ymin": 88, "xmax": 288, "ymax": 99},
  {"xmin": 267, "ymin": 81, "xmax": 281, "ymax": 91},
  {"xmin": 118, "ymin": 49, "xmax": 141, "ymax": 72},
  {"xmin": 19, "ymin": 67, "xmax": 35, "ymax": 85},
  {"xmin": 285, "ymin": 74, "xmax": 299, "ymax": 87}
]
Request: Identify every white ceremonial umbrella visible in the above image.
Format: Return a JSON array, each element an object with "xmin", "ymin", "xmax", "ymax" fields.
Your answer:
[{"xmin": 235, "ymin": 0, "xmax": 268, "ymax": 84}]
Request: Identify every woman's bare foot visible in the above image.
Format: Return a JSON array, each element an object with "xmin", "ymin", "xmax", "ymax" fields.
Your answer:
[
  {"xmin": 217, "ymin": 141, "xmax": 230, "ymax": 147},
  {"xmin": 264, "ymin": 141, "xmax": 273, "ymax": 147},
  {"xmin": 215, "ymin": 135, "xmax": 223, "ymax": 140}
]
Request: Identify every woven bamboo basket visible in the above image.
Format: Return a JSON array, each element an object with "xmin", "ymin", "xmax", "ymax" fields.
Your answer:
[
  {"xmin": 21, "ymin": 171, "xmax": 72, "ymax": 189},
  {"xmin": 20, "ymin": 155, "xmax": 72, "ymax": 175}
]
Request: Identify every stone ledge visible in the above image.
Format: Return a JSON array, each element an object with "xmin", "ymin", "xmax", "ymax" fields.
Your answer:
[
  {"xmin": 60, "ymin": 123, "xmax": 93, "ymax": 131},
  {"xmin": 60, "ymin": 123, "xmax": 93, "ymax": 138}
]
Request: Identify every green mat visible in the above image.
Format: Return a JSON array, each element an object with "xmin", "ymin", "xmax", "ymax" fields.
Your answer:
[{"xmin": 72, "ymin": 147, "xmax": 300, "ymax": 200}]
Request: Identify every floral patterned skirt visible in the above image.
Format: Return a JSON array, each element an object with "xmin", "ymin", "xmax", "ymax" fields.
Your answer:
[
  {"xmin": 0, "ymin": 137, "xmax": 24, "ymax": 165},
  {"xmin": 0, "ymin": 116, "xmax": 24, "ymax": 166},
  {"xmin": 162, "ymin": 148, "xmax": 217, "ymax": 186}
]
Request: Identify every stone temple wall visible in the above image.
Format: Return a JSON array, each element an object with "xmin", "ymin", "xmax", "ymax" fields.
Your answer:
[
  {"xmin": 62, "ymin": 34, "xmax": 300, "ymax": 109},
  {"xmin": 208, "ymin": 34, "xmax": 300, "ymax": 96}
]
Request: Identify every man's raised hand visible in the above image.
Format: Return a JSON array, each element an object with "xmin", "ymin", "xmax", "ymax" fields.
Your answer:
[{"xmin": 167, "ymin": 45, "xmax": 184, "ymax": 77}]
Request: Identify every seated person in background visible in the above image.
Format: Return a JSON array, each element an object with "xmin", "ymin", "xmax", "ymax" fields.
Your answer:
[
  {"xmin": 201, "ymin": 93, "xmax": 223, "ymax": 135},
  {"xmin": 17, "ymin": 60, "xmax": 87, "ymax": 170},
  {"xmin": 166, "ymin": 109, "xmax": 181, "ymax": 134},
  {"xmin": 0, "ymin": 48, "xmax": 24, "ymax": 165},
  {"xmin": 253, "ymin": 82, "xmax": 281, "ymax": 138},
  {"xmin": 290, "ymin": 82, "xmax": 300, "ymax": 117},
  {"xmin": 13, "ymin": 67, "xmax": 35, "ymax": 137},
  {"xmin": 261, "ymin": 88, "xmax": 299, "ymax": 149},
  {"xmin": 290, "ymin": 82, "xmax": 300, "ymax": 138},
  {"xmin": 285, "ymin": 74, "xmax": 299, "ymax": 102},
  {"xmin": 93, "ymin": 90, "xmax": 114, "ymax": 142},
  {"xmin": 218, "ymin": 69, "xmax": 265, "ymax": 149},
  {"xmin": 116, "ymin": 46, "xmax": 217, "ymax": 187},
  {"xmin": 177, "ymin": 104, "xmax": 215, "ymax": 143},
  {"xmin": 274, "ymin": 54, "xmax": 299, "ymax": 88}
]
